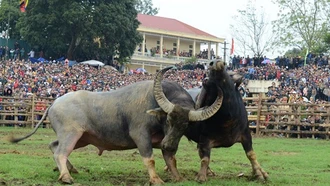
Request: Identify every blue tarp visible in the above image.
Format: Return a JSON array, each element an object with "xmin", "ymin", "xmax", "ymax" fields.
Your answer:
[{"xmin": 68, "ymin": 60, "xmax": 78, "ymax": 67}]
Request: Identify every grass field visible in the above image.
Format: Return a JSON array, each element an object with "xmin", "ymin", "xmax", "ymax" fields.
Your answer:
[{"xmin": 0, "ymin": 128, "xmax": 329, "ymax": 186}]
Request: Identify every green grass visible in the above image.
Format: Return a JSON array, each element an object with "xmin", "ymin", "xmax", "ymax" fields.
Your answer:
[{"xmin": 0, "ymin": 128, "xmax": 329, "ymax": 186}]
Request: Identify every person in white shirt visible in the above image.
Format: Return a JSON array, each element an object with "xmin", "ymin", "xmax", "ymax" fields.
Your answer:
[{"xmin": 28, "ymin": 49, "xmax": 35, "ymax": 58}]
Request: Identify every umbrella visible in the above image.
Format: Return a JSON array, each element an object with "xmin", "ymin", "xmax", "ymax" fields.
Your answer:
[
  {"xmin": 80, "ymin": 60, "xmax": 105, "ymax": 66},
  {"xmin": 261, "ymin": 59, "xmax": 271, "ymax": 64},
  {"xmin": 167, "ymin": 65, "xmax": 178, "ymax": 70},
  {"xmin": 136, "ymin": 68, "xmax": 147, "ymax": 73},
  {"xmin": 104, "ymin": 65, "xmax": 118, "ymax": 71},
  {"xmin": 302, "ymin": 97, "xmax": 309, "ymax": 102}
]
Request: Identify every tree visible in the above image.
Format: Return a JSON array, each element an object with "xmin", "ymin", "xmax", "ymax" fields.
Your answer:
[
  {"xmin": 230, "ymin": 0, "xmax": 276, "ymax": 58},
  {"xmin": 0, "ymin": 0, "xmax": 142, "ymax": 61},
  {"xmin": 135, "ymin": 0, "xmax": 159, "ymax": 15},
  {"xmin": 272, "ymin": 0, "xmax": 330, "ymax": 52},
  {"xmin": 0, "ymin": 0, "xmax": 24, "ymax": 40}
]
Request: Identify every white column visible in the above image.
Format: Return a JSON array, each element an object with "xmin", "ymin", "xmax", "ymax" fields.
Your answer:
[
  {"xmin": 177, "ymin": 37, "xmax": 180, "ymax": 59},
  {"xmin": 216, "ymin": 43, "xmax": 219, "ymax": 58},
  {"xmin": 160, "ymin": 35, "xmax": 163, "ymax": 58},
  {"xmin": 142, "ymin": 62, "xmax": 145, "ymax": 69},
  {"xmin": 142, "ymin": 33, "xmax": 146, "ymax": 56},
  {"xmin": 193, "ymin": 40, "xmax": 196, "ymax": 57},
  {"xmin": 208, "ymin": 42, "xmax": 211, "ymax": 60}
]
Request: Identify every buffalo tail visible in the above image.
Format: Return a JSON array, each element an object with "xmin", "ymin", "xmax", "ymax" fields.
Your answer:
[{"xmin": 7, "ymin": 106, "xmax": 51, "ymax": 143}]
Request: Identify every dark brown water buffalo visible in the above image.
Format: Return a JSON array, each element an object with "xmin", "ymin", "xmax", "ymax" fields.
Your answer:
[
  {"xmin": 194, "ymin": 61, "xmax": 268, "ymax": 182},
  {"xmin": 154, "ymin": 63, "xmax": 268, "ymax": 182},
  {"xmin": 8, "ymin": 79, "xmax": 222, "ymax": 184}
]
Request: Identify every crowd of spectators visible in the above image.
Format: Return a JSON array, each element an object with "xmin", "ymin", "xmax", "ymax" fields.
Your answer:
[
  {"xmin": 235, "ymin": 58, "xmax": 330, "ymax": 102},
  {"xmin": 0, "ymin": 52, "xmax": 329, "ymax": 105},
  {"xmin": 0, "ymin": 59, "xmax": 207, "ymax": 99}
]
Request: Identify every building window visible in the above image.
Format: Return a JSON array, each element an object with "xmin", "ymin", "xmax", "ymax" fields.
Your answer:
[
  {"xmin": 173, "ymin": 47, "xmax": 177, "ymax": 51},
  {"xmin": 189, "ymin": 45, "xmax": 193, "ymax": 48},
  {"xmin": 157, "ymin": 41, "xmax": 160, "ymax": 45},
  {"xmin": 173, "ymin": 43, "xmax": 177, "ymax": 47},
  {"xmin": 157, "ymin": 46, "xmax": 160, "ymax": 50},
  {"xmin": 189, "ymin": 50, "xmax": 193, "ymax": 54}
]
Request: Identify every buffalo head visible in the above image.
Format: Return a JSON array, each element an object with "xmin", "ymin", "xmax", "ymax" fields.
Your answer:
[{"xmin": 147, "ymin": 66, "xmax": 223, "ymax": 152}]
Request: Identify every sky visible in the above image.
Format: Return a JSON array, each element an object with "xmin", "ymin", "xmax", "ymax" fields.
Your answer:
[{"xmin": 152, "ymin": 0, "xmax": 280, "ymax": 59}]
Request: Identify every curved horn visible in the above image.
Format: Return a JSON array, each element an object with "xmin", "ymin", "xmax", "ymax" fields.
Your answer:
[
  {"xmin": 188, "ymin": 88, "xmax": 223, "ymax": 121},
  {"xmin": 153, "ymin": 66, "xmax": 175, "ymax": 113}
]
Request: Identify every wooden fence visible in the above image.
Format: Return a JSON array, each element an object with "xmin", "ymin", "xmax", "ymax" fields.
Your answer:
[{"xmin": 1, "ymin": 94, "xmax": 330, "ymax": 139}]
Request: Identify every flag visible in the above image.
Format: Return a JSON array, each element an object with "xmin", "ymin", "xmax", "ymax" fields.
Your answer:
[
  {"xmin": 19, "ymin": 0, "xmax": 29, "ymax": 13},
  {"xmin": 230, "ymin": 38, "xmax": 234, "ymax": 55},
  {"xmin": 304, "ymin": 48, "xmax": 309, "ymax": 66}
]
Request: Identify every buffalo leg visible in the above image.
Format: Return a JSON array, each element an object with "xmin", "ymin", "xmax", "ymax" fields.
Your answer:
[
  {"xmin": 161, "ymin": 150, "xmax": 183, "ymax": 182},
  {"xmin": 49, "ymin": 140, "xmax": 78, "ymax": 174},
  {"xmin": 54, "ymin": 131, "xmax": 83, "ymax": 184},
  {"xmin": 241, "ymin": 130, "xmax": 268, "ymax": 180},
  {"xmin": 195, "ymin": 136, "xmax": 211, "ymax": 182},
  {"xmin": 130, "ymin": 130, "xmax": 164, "ymax": 184}
]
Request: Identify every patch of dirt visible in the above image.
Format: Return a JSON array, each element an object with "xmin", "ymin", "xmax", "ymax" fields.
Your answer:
[
  {"xmin": 233, "ymin": 162, "xmax": 250, "ymax": 167},
  {"xmin": 7, "ymin": 178, "xmax": 25, "ymax": 185},
  {"xmin": 266, "ymin": 150, "xmax": 298, "ymax": 156},
  {"xmin": 0, "ymin": 178, "xmax": 6, "ymax": 186},
  {"xmin": 0, "ymin": 150, "xmax": 21, "ymax": 155}
]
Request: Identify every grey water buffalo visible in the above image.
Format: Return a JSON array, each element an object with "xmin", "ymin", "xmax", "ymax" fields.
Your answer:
[
  {"xmin": 8, "ymin": 77, "xmax": 222, "ymax": 184},
  {"xmin": 154, "ymin": 63, "xmax": 268, "ymax": 182}
]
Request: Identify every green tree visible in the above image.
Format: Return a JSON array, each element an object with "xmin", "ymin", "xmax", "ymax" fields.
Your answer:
[
  {"xmin": 230, "ymin": 0, "xmax": 276, "ymax": 57},
  {"xmin": 272, "ymin": 0, "xmax": 330, "ymax": 52},
  {"xmin": 0, "ymin": 0, "xmax": 24, "ymax": 41},
  {"xmin": 0, "ymin": 0, "xmax": 142, "ymax": 61},
  {"xmin": 135, "ymin": 0, "xmax": 159, "ymax": 15}
]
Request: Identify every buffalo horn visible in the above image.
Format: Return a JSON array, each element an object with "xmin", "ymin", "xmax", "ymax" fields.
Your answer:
[
  {"xmin": 153, "ymin": 66, "xmax": 175, "ymax": 113},
  {"xmin": 188, "ymin": 88, "xmax": 223, "ymax": 121}
]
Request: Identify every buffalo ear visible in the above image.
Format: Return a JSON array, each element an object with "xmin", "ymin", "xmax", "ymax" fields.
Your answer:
[{"xmin": 146, "ymin": 107, "xmax": 167, "ymax": 116}]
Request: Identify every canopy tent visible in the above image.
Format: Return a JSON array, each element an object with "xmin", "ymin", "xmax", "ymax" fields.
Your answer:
[
  {"xmin": 104, "ymin": 65, "xmax": 118, "ymax": 71},
  {"xmin": 136, "ymin": 67, "xmax": 147, "ymax": 73},
  {"xmin": 80, "ymin": 60, "xmax": 105, "ymax": 66}
]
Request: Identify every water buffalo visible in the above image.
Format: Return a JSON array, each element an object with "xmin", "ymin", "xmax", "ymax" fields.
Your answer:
[
  {"xmin": 8, "ymin": 78, "xmax": 222, "ymax": 184},
  {"xmin": 154, "ymin": 63, "xmax": 268, "ymax": 182},
  {"xmin": 194, "ymin": 61, "xmax": 268, "ymax": 182}
]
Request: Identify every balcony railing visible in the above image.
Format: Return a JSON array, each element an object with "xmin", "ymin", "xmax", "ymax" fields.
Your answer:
[{"xmin": 132, "ymin": 52, "xmax": 211, "ymax": 65}]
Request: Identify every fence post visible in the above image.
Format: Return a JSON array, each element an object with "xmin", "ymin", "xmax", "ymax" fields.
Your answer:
[
  {"xmin": 256, "ymin": 93, "xmax": 263, "ymax": 136},
  {"xmin": 14, "ymin": 101, "xmax": 18, "ymax": 128},
  {"xmin": 31, "ymin": 94, "xmax": 35, "ymax": 128}
]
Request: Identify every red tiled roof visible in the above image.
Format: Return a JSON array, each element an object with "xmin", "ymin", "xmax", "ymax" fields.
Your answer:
[{"xmin": 137, "ymin": 14, "xmax": 218, "ymax": 39}]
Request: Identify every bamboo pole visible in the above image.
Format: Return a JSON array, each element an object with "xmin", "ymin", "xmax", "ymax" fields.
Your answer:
[
  {"xmin": 255, "ymin": 93, "xmax": 263, "ymax": 136},
  {"xmin": 31, "ymin": 94, "xmax": 35, "ymax": 128}
]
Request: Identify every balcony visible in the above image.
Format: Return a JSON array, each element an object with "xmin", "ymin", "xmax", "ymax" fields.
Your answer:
[{"xmin": 131, "ymin": 52, "xmax": 211, "ymax": 67}]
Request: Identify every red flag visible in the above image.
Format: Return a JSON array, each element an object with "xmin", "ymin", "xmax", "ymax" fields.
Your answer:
[
  {"xmin": 230, "ymin": 38, "xmax": 234, "ymax": 55},
  {"xmin": 20, "ymin": 0, "xmax": 28, "ymax": 13}
]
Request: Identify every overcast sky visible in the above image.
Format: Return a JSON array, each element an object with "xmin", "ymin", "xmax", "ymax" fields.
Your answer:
[{"xmin": 152, "ymin": 0, "xmax": 280, "ymax": 58}]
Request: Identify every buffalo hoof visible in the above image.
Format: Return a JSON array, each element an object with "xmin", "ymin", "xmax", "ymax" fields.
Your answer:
[
  {"xmin": 207, "ymin": 167, "xmax": 216, "ymax": 176},
  {"xmin": 195, "ymin": 173, "xmax": 207, "ymax": 183},
  {"xmin": 58, "ymin": 173, "xmax": 74, "ymax": 184},
  {"xmin": 173, "ymin": 176, "xmax": 185, "ymax": 182},
  {"xmin": 253, "ymin": 168, "xmax": 269, "ymax": 181},
  {"xmin": 149, "ymin": 177, "xmax": 164, "ymax": 185}
]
